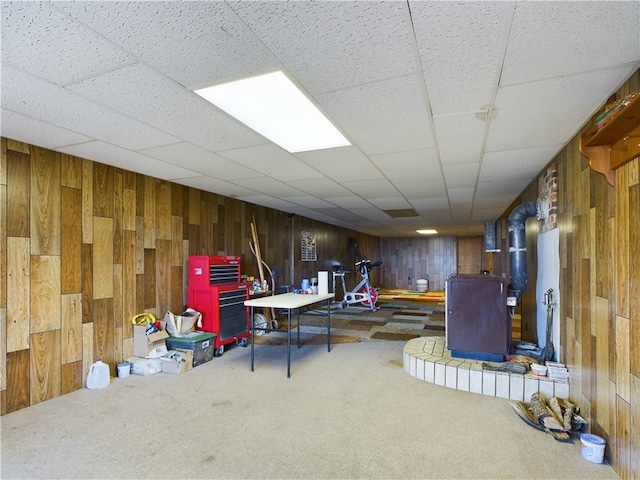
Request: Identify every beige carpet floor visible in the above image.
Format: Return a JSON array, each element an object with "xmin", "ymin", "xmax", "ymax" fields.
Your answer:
[{"xmin": 0, "ymin": 341, "xmax": 618, "ymax": 480}]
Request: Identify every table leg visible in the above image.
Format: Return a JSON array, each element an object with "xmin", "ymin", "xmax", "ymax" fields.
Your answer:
[
  {"xmin": 287, "ymin": 308, "xmax": 292, "ymax": 378},
  {"xmin": 250, "ymin": 306, "xmax": 255, "ymax": 372},
  {"xmin": 296, "ymin": 308, "xmax": 301, "ymax": 348},
  {"xmin": 327, "ymin": 298, "xmax": 331, "ymax": 352}
]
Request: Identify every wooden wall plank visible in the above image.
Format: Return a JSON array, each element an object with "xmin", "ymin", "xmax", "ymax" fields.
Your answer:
[
  {"xmin": 113, "ymin": 263, "xmax": 123, "ymax": 330},
  {"xmin": 6, "ymin": 349, "xmax": 29, "ymax": 413},
  {"xmin": 171, "ymin": 216, "xmax": 183, "ymax": 266},
  {"xmin": 93, "ymin": 163, "xmax": 113, "ymax": 218},
  {"xmin": 30, "ymin": 146, "xmax": 60, "ymax": 255},
  {"xmin": 81, "ymin": 243, "xmax": 93, "ymax": 324},
  {"xmin": 615, "ymin": 314, "xmax": 631, "ymax": 402},
  {"xmin": 93, "ymin": 217, "xmax": 114, "ymax": 299},
  {"xmin": 0, "ymin": 184, "xmax": 6, "ymax": 308},
  {"xmin": 82, "ymin": 159, "xmax": 93, "ymax": 244},
  {"xmin": 156, "ymin": 182, "xmax": 171, "ymax": 240},
  {"xmin": 113, "ymin": 171, "xmax": 123, "ymax": 265},
  {"xmin": 615, "ymin": 166, "xmax": 629, "ymax": 318},
  {"xmin": 61, "ymin": 293, "xmax": 82, "ymax": 364},
  {"xmin": 135, "ymin": 216, "xmax": 144, "ymax": 274},
  {"xmin": 122, "ymin": 230, "xmax": 136, "ymax": 339},
  {"xmin": 82, "ymin": 322, "xmax": 93, "ymax": 388},
  {"xmin": 595, "ymin": 296, "xmax": 611, "ymax": 433},
  {"xmin": 144, "ymin": 176, "xmax": 156, "ymax": 249},
  {"xmin": 61, "ymin": 186, "xmax": 82, "ymax": 294},
  {"xmin": 188, "ymin": 188, "xmax": 200, "ymax": 225},
  {"xmin": 29, "ymin": 330, "xmax": 60, "ymax": 405},
  {"xmin": 156, "ymin": 239, "xmax": 171, "ymax": 315},
  {"xmin": 0, "ymin": 308, "xmax": 5, "ymax": 390},
  {"xmin": 630, "ymin": 184, "xmax": 640, "ymax": 377},
  {"xmin": 60, "ymin": 154, "xmax": 82, "ymax": 189},
  {"xmin": 30, "ymin": 255, "xmax": 61, "ymax": 333},
  {"xmin": 6, "ymin": 149, "xmax": 30, "ymax": 237},
  {"xmin": 93, "ymin": 298, "xmax": 114, "ymax": 376},
  {"xmin": 6, "ymin": 237, "xmax": 29, "ymax": 352},
  {"xmin": 61, "ymin": 360, "xmax": 82, "ymax": 395},
  {"xmin": 123, "ymin": 188, "xmax": 136, "ymax": 231},
  {"xmin": 631, "ymin": 375, "xmax": 640, "ymax": 476},
  {"xmin": 144, "ymin": 249, "xmax": 156, "ymax": 312},
  {"xmin": 615, "ymin": 396, "xmax": 631, "ymax": 479}
]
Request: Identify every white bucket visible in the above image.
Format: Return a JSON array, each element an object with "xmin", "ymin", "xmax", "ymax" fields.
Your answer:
[
  {"xmin": 416, "ymin": 279, "xmax": 429, "ymax": 293},
  {"xmin": 117, "ymin": 362, "xmax": 131, "ymax": 378},
  {"xmin": 580, "ymin": 433, "xmax": 606, "ymax": 464}
]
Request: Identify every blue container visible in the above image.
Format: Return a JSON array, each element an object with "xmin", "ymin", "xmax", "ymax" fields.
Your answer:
[{"xmin": 301, "ymin": 279, "xmax": 310, "ymax": 291}]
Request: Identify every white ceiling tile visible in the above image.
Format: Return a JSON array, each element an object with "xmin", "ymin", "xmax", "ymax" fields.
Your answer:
[
  {"xmin": 367, "ymin": 197, "xmax": 413, "ymax": 210},
  {"xmin": 411, "ymin": 197, "xmax": 450, "ymax": 211},
  {"xmin": 0, "ymin": 110, "xmax": 91, "ymax": 148},
  {"xmin": 57, "ymin": 142, "xmax": 200, "ymax": 180},
  {"xmin": 66, "ymin": 63, "xmax": 267, "ymax": 152},
  {"xmin": 341, "ymin": 178, "xmax": 400, "ymax": 200},
  {"xmin": 502, "ymin": 1, "xmax": 640, "ymax": 86},
  {"xmin": 396, "ymin": 180, "xmax": 447, "ymax": 200},
  {"xmin": 54, "ymin": 1, "xmax": 276, "ymax": 90},
  {"xmin": 443, "ymin": 163, "xmax": 479, "ymax": 189},
  {"xmin": 370, "ymin": 148, "xmax": 441, "ymax": 182},
  {"xmin": 2, "ymin": 2, "xmax": 134, "ymax": 85},
  {"xmin": 479, "ymin": 145, "xmax": 562, "ymax": 182},
  {"xmin": 410, "ymin": 1, "xmax": 514, "ymax": 115},
  {"xmin": 434, "ymin": 114, "xmax": 486, "ymax": 165},
  {"xmin": 476, "ymin": 180, "xmax": 529, "ymax": 200},
  {"xmin": 138, "ymin": 143, "xmax": 261, "ymax": 181},
  {"xmin": 325, "ymin": 196, "xmax": 374, "ymax": 210},
  {"xmin": 231, "ymin": 177, "xmax": 305, "ymax": 198},
  {"xmin": 487, "ymin": 66, "xmax": 636, "ymax": 152},
  {"xmin": 236, "ymin": 195, "xmax": 299, "ymax": 211},
  {"xmin": 285, "ymin": 178, "xmax": 353, "ymax": 198},
  {"xmin": 296, "ymin": 147, "xmax": 382, "ymax": 182},
  {"xmin": 448, "ymin": 188, "xmax": 475, "ymax": 204},
  {"xmin": 219, "ymin": 144, "xmax": 323, "ymax": 182},
  {"xmin": 280, "ymin": 196, "xmax": 335, "ymax": 209},
  {"xmin": 317, "ymin": 75, "xmax": 435, "ymax": 155},
  {"xmin": 175, "ymin": 176, "xmax": 255, "ymax": 199},
  {"xmin": 229, "ymin": 1, "xmax": 415, "ymax": 92},
  {"xmin": 2, "ymin": 66, "xmax": 178, "ymax": 150}
]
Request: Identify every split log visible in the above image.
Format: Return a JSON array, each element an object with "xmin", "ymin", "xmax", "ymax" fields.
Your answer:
[{"xmin": 530, "ymin": 393, "xmax": 565, "ymax": 431}]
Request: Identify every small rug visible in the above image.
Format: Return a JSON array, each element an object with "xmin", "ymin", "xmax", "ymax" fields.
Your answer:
[{"xmin": 251, "ymin": 295, "xmax": 446, "ymax": 346}]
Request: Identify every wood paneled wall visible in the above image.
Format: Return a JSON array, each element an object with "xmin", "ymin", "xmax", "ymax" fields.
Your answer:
[
  {"xmin": 0, "ymin": 138, "xmax": 379, "ymax": 414},
  {"xmin": 378, "ymin": 236, "xmax": 457, "ymax": 291},
  {"xmin": 493, "ymin": 72, "xmax": 639, "ymax": 478}
]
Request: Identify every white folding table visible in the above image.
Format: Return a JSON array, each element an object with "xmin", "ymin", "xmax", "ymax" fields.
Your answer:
[{"xmin": 244, "ymin": 292, "xmax": 334, "ymax": 377}]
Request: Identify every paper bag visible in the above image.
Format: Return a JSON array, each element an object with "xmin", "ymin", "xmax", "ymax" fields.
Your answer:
[{"xmin": 164, "ymin": 308, "xmax": 202, "ymax": 337}]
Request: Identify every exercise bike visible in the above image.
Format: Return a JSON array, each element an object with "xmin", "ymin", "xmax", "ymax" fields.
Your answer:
[{"xmin": 333, "ymin": 238, "xmax": 382, "ymax": 312}]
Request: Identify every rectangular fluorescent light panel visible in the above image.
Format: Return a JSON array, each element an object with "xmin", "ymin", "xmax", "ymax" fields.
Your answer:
[
  {"xmin": 417, "ymin": 229, "xmax": 438, "ymax": 235},
  {"xmin": 194, "ymin": 71, "xmax": 350, "ymax": 153}
]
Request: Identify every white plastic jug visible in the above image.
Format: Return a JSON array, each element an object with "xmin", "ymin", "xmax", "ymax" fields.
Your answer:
[{"xmin": 86, "ymin": 360, "xmax": 110, "ymax": 389}]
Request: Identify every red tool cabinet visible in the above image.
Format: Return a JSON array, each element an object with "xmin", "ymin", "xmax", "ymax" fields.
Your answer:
[{"xmin": 187, "ymin": 256, "xmax": 250, "ymax": 356}]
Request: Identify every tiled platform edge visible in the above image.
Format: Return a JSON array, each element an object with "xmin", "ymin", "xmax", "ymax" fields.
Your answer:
[{"xmin": 403, "ymin": 336, "xmax": 570, "ymax": 401}]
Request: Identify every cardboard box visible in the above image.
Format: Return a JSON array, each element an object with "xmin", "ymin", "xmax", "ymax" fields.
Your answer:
[
  {"xmin": 128, "ymin": 356, "xmax": 162, "ymax": 376},
  {"xmin": 160, "ymin": 349, "xmax": 193, "ymax": 375},
  {"xmin": 133, "ymin": 324, "xmax": 169, "ymax": 358},
  {"xmin": 165, "ymin": 332, "xmax": 216, "ymax": 367}
]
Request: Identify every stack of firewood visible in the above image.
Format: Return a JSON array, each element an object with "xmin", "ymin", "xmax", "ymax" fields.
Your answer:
[{"xmin": 511, "ymin": 393, "xmax": 588, "ymax": 441}]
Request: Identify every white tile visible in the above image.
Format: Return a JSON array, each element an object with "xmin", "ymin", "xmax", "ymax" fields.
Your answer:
[
  {"xmin": 457, "ymin": 367, "xmax": 470, "ymax": 392},
  {"xmin": 416, "ymin": 357, "xmax": 425, "ymax": 381},
  {"xmin": 553, "ymin": 381, "xmax": 570, "ymax": 400},
  {"xmin": 482, "ymin": 371, "xmax": 496, "ymax": 397},
  {"xmin": 509, "ymin": 375, "xmax": 525, "ymax": 401},
  {"xmin": 434, "ymin": 363, "xmax": 446, "ymax": 386},
  {"xmin": 496, "ymin": 372, "xmax": 510, "ymax": 399},
  {"xmin": 425, "ymin": 361, "xmax": 435, "ymax": 383},
  {"xmin": 538, "ymin": 378, "xmax": 555, "ymax": 399},
  {"xmin": 445, "ymin": 365, "xmax": 457, "ymax": 389},
  {"xmin": 524, "ymin": 377, "xmax": 540, "ymax": 401},
  {"xmin": 470, "ymin": 369, "xmax": 483, "ymax": 394},
  {"xmin": 408, "ymin": 355, "xmax": 417, "ymax": 377}
]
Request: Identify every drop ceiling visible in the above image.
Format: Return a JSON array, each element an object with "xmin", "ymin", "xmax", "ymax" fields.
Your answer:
[{"xmin": 2, "ymin": 1, "xmax": 639, "ymax": 237}]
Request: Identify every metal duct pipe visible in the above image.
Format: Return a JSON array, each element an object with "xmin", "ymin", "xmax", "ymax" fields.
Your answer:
[{"xmin": 508, "ymin": 201, "xmax": 538, "ymax": 295}]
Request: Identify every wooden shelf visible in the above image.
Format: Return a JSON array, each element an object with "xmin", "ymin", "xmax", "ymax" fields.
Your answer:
[{"xmin": 580, "ymin": 93, "xmax": 640, "ymax": 187}]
